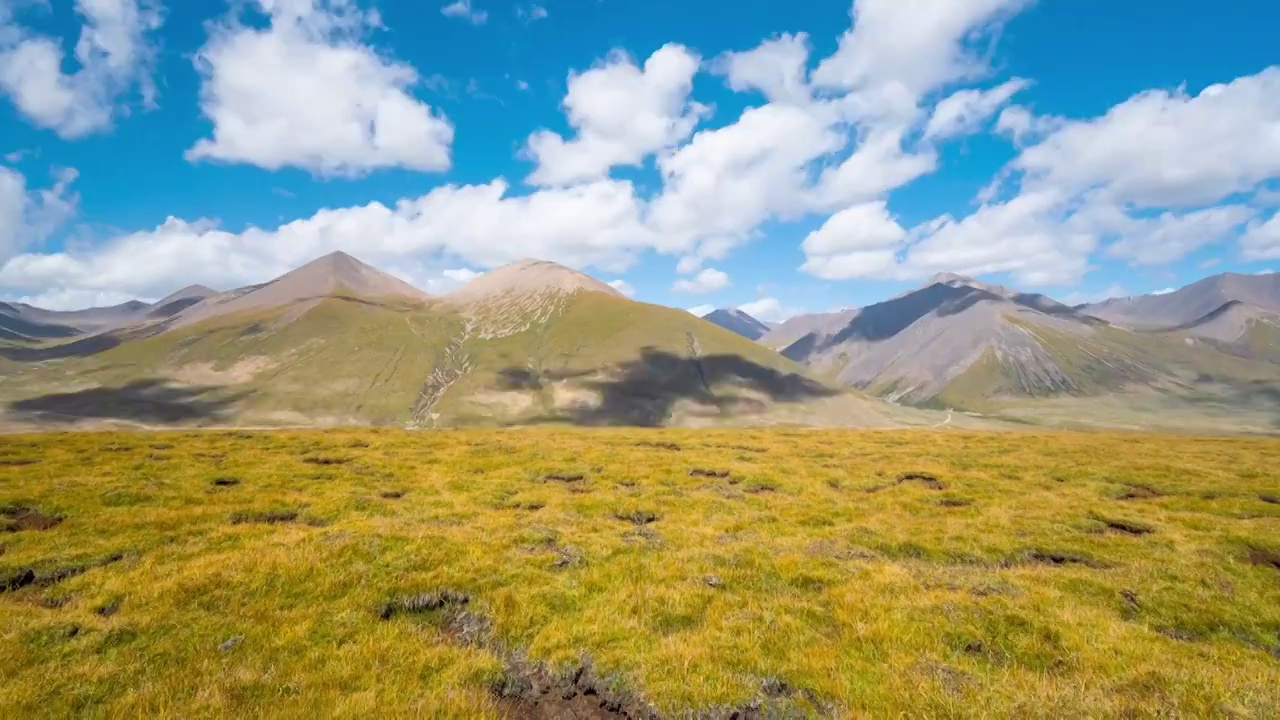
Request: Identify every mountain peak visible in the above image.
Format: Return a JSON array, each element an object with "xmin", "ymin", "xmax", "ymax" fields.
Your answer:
[
  {"xmin": 445, "ymin": 258, "xmax": 624, "ymax": 304},
  {"xmin": 703, "ymin": 307, "xmax": 771, "ymax": 340}
]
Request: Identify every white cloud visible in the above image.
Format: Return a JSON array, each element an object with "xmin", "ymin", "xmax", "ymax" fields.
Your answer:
[
  {"xmin": 671, "ymin": 268, "xmax": 729, "ymax": 294},
  {"xmin": 1242, "ymin": 211, "xmax": 1280, "ymax": 260},
  {"xmin": 607, "ymin": 279, "xmax": 635, "ymax": 296},
  {"xmin": 187, "ymin": 0, "xmax": 454, "ymax": 176},
  {"xmin": 515, "ymin": 79, "xmax": 530, "ymax": 91},
  {"xmin": 516, "ymin": 5, "xmax": 548, "ymax": 23},
  {"xmin": 1152, "ymin": 287, "xmax": 1176, "ymax": 295},
  {"xmin": 525, "ymin": 44, "xmax": 706, "ymax": 186},
  {"xmin": 1013, "ymin": 68, "xmax": 1280, "ymax": 208},
  {"xmin": 0, "ymin": 165, "xmax": 78, "ymax": 263},
  {"xmin": 0, "ymin": 0, "xmax": 164, "ymax": 138},
  {"xmin": 799, "ymin": 201, "xmax": 907, "ymax": 280},
  {"xmin": 648, "ymin": 102, "xmax": 846, "ymax": 258},
  {"xmin": 441, "ymin": 0, "xmax": 487, "ymax": 25},
  {"xmin": 1103, "ymin": 205, "xmax": 1255, "ymax": 265},
  {"xmin": 994, "ymin": 105, "xmax": 1065, "ymax": 146},
  {"xmin": 443, "ymin": 268, "xmax": 482, "ymax": 283},
  {"xmin": 924, "ymin": 78, "xmax": 1029, "ymax": 140},
  {"xmin": 713, "ymin": 33, "xmax": 811, "ymax": 105},
  {"xmin": 738, "ymin": 296, "xmax": 802, "ymax": 323},
  {"xmin": 0, "ymin": 178, "xmax": 658, "ymax": 302},
  {"xmin": 685, "ymin": 304, "xmax": 715, "ymax": 317},
  {"xmin": 812, "ymin": 0, "xmax": 1030, "ymax": 121}
]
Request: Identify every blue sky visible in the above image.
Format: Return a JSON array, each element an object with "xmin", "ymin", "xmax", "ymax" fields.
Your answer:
[{"xmin": 0, "ymin": 0, "xmax": 1278, "ymax": 319}]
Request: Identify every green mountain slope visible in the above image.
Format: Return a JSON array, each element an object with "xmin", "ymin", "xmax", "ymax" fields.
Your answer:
[{"xmin": 0, "ymin": 257, "xmax": 935, "ymax": 430}]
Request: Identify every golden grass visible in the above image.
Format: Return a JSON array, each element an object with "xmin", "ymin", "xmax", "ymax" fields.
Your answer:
[{"xmin": 1, "ymin": 429, "xmax": 1278, "ymax": 717}]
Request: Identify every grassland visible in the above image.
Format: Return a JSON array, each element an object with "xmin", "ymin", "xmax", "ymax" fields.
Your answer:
[{"xmin": 2, "ymin": 429, "xmax": 1278, "ymax": 718}]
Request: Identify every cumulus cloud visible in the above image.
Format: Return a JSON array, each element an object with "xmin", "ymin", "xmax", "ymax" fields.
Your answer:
[
  {"xmin": 187, "ymin": 0, "xmax": 454, "ymax": 176},
  {"xmin": 799, "ymin": 201, "xmax": 907, "ymax": 280},
  {"xmin": 671, "ymin": 268, "xmax": 729, "ymax": 294},
  {"xmin": 516, "ymin": 4, "xmax": 547, "ymax": 23},
  {"xmin": 801, "ymin": 63, "xmax": 1280, "ymax": 287},
  {"xmin": 924, "ymin": 78, "xmax": 1030, "ymax": 140},
  {"xmin": 1013, "ymin": 68, "xmax": 1280, "ymax": 208},
  {"xmin": 0, "ymin": 165, "xmax": 78, "ymax": 263},
  {"xmin": 738, "ymin": 296, "xmax": 802, "ymax": 323},
  {"xmin": 525, "ymin": 44, "xmax": 706, "ymax": 186},
  {"xmin": 713, "ymin": 33, "xmax": 811, "ymax": 105},
  {"xmin": 1242, "ymin": 211, "xmax": 1280, "ymax": 260},
  {"xmin": 813, "ymin": 0, "xmax": 1030, "ymax": 120},
  {"xmin": 441, "ymin": 0, "xmax": 487, "ymax": 25},
  {"xmin": 0, "ymin": 0, "xmax": 164, "ymax": 138}
]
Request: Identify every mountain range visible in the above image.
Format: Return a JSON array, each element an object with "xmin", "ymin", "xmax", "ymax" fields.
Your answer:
[
  {"xmin": 2, "ymin": 253, "xmax": 1277, "ymax": 432},
  {"xmin": 0, "ymin": 253, "xmax": 935, "ymax": 431}
]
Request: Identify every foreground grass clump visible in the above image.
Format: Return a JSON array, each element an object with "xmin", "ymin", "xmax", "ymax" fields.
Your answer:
[{"xmin": 1, "ymin": 429, "xmax": 1278, "ymax": 717}]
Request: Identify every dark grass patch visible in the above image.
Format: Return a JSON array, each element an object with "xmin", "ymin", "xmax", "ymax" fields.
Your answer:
[
  {"xmin": 1, "ymin": 505, "xmax": 63, "ymax": 533},
  {"xmin": 1024, "ymin": 550, "xmax": 1103, "ymax": 569},
  {"xmin": 689, "ymin": 468, "xmax": 730, "ymax": 479},
  {"xmin": 1245, "ymin": 546, "xmax": 1280, "ymax": 571},
  {"xmin": 1117, "ymin": 484, "xmax": 1164, "ymax": 500},
  {"xmin": 743, "ymin": 481, "xmax": 779, "ymax": 494},
  {"xmin": 210, "ymin": 477, "xmax": 241, "ymax": 487},
  {"xmin": 95, "ymin": 600, "xmax": 121, "ymax": 617},
  {"xmin": 544, "ymin": 473, "xmax": 585, "ymax": 483},
  {"xmin": 149, "ymin": 443, "xmax": 174, "ymax": 451},
  {"xmin": 0, "ymin": 459, "xmax": 39, "ymax": 467},
  {"xmin": 507, "ymin": 500, "xmax": 546, "ymax": 511},
  {"xmin": 230, "ymin": 510, "xmax": 299, "ymax": 525},
  {"xmin": 634, "ymin": 441, "xmax": 681, "ymax": 451},
  {"xmin": 934, "ymin": 497, "xmax": 973, "ymax": 508},
  {"xmin": 1099, "ymin": 518, "xmax": 1153, "ymax": 536},
  {"xmin": 378, "ymin": 589, "xmax": 470, "ymax": 621},
  {"xmin": 378, "ymin": 490, "xmax": 406, "ymax": 499},
  {"xmin": 896, "ymin": 472, "xmax": 945, "ymax": 490},
  {"xmin": 614, "ymin": 510, "xmax": 660, "ymax": 525},
  {"xmin": 3, "ymin": 552, "xmax": 125, "ymax": 593},
  {"xmin": 39, "ymin": 594, "xmax": 72, "ymax": 609},
  {"xmin": 1260, "ymin": 494, "xmax": 1280, "ymax": 505},
  {"xmin": 302, "ymin": 456, "xmax": 351, "ymax": 466},
  {"xmin": 346, "ymin": 440, "xmax": 371, "ymax": 449}
]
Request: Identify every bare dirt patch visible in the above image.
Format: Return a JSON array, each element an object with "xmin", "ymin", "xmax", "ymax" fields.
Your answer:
[
  {"xmin": 378, "ymin": 589, "xmax": 471, "ymax": 621},
  {"xmin": 0, "ymin": 459, "xmax": 38, "ymax": 467},
  {"xmin": 1245, "ymin": 547, "xmax": 1280, "ymax": 572},
  {"xmin": 492, "ymin": 657, "xmax": 661, "ymax": 720},
  {"xmin": 1, "ymin": 505, "xmax": 63, "ymax": 532},
  {"xmin": 3, "ymin": 552, "xmax": 125, "ymax": 593},
  {"xmin": 634, "ymin": 441, "xmax": 681, "ymax": 452},
  {"xmin": 302, "ymin": 456, "xmax": 351, "ymax": 466},
  {"xmin": 1259, "ymin": 494, "xmax": 1280, "ymax": 505},
  {"xmin": 545, "ymin": 473, "xmax": 586, "ymax": 483},
  {"xmin": 614, "ymin": 510, "xmax": 660, "ymax": 525},
  {"xmin": 896, "ymin": 472, "xmax": 945, "ymax": 490},
  {"xmin": 1117, "ymin": 484, "xmax": 1164, "ymax": 500},
  {"xmin": 210, "ymin": 477, "xmax": 240, "ymax": 487},
  {"xmin": 1100, "ymin": 518, "xmax": 1153, "ymax": 536},
  {"xmin": 1025, "ymin": 550, "xmax": 1102, "ymax": 568},
  {"xmin": 230, "ymin": 510, "xmax": 299, "ymax": 525},
  {"xmin": 379, "ymin": 490, "xmax": 406, "ymax": 499},
  {"xmin": 689, "ymin": 468, "xmax": 730, "ymax": 479}
]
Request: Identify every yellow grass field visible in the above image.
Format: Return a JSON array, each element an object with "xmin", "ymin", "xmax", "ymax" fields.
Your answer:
[{"xmin": 2, "ymin": 429, "xmax": 1278, "ymax": 718}]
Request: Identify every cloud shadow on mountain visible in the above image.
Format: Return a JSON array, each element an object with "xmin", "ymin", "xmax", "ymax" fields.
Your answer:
[
  {"xmin": 497, "ymin": 347, "xmax": 837, "ymax": 427},
  {"xmin": 5, "ymin": 379, "xmax": 247, "ymax": 425}
]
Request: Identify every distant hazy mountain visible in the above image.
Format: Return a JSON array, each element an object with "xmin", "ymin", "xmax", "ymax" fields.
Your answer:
[
  {"xmin": 701, "ymin": 308, "xmax": 771, "ymax": 340},
  {"xmin": 1081, "ymin": 272, "xmax": 1280, "ymax": 328},
  {"xmin": 0, "ymin": 254, "xmax": 914, "ymax": 430}
]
